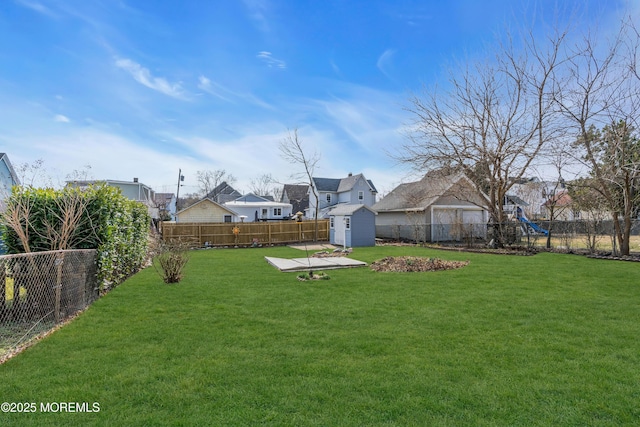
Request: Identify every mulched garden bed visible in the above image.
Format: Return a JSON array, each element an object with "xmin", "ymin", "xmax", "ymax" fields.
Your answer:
[
  {"xmin": 370, "ymin": 256, "xmax": 469, "ymax": 272},
  {"xmin": 378, "ymin": 241, "xmax": 640, "ymax": 261},
  {"xmin": 423, "ymin": 244, "xmax": 537, "ymax": 256}
]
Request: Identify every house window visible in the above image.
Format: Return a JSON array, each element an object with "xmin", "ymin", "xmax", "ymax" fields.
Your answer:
[
  {"xmin": 326, "ymin": 193, "xmax": 332, "ymax": 204},
  {"xmin": 345, "ymin": 217, "xmax": 350, "ymax": 229},
  {"xmin": 224, "ymin": 215, "xmax": 232, "ymax": 223},
  {"xmin": 274, "ymin": 208, "xmax": 282, "ymax": 216},
  {"xmin": 330, "ymin": 217, "xmax": 334, "ymax": 229},
  {"xmin": 358, "ymin": 191, "xmax": 364, "ymax": 201}
]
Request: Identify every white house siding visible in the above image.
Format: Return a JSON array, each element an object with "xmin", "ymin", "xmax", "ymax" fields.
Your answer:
[{"xmin": 223, "ymin": 202, "xmax": 293, "ymax": 221}]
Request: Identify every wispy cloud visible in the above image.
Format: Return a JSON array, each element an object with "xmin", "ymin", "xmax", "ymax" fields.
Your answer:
[
  {"xmin": 197, "ymin": 75, "xmax": 274, "ymax": 109},
  {"xmin": 330, "ymin": 59, "xmax": 342, "ymax": 77},
  {"xmin": 115, "ymin": 57, "xmax": 186, "ymax": 99},
  {"xmin": 54, "ymin": 114, "xmax": 70, "ymax": 123},
  {"xmin": 257, "ymin": 51, "xmax": 286, "ymax": 69},
  {"xmin": 243, "ymin": 0, "xmax": 270, "ymax": 32},
  {"xmin": 197, "ymin": 75, "xmax": 232, "ymax": 102},
  {"xmin": 376, "ymin": 49, "xmax": 396, "ymax": 80},
  {"xmin": 14, "ymin": 0, "xmax": 57, "ymax": 18}
]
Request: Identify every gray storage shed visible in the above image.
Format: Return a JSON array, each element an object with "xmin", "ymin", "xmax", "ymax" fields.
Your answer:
[{"xmin": 329, "ymin": 204, "xmax": 377, "ymax": 247}]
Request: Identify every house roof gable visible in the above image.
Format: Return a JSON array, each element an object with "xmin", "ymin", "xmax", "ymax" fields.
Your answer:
[
  {"xmin": 313, "ymin": 173, "xmax": 377, "ymax": 194},
  {"xmin": 313, "ymin": 177, "xmax": 341, "ymax": 192},
  {"xmin": 282, "ymin": 184, "xmax": 309, "ymax": 202},
  {"xmin": 176, "ymin": 198, "xmax": 238, "ymax": 216},
  {"xmin": 234, "ymin": 193, "xmax": 272, "ymax": 203},
  {"xmin": 373, "ymin": 173, "xmax": 486, "ymax": 212},
  {"xmin": 204, "ymin": 181, "xmax": 242, "ymax": 201}
]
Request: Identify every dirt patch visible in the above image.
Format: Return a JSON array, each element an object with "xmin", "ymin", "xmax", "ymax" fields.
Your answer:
[{"xmin": 370, "ymin": 256, "xmax": 469, "ymax": 272}]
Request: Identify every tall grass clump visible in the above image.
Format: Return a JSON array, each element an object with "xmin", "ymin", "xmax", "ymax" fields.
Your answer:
[{"xmin": 154, "ymin": 241, "xmax": 190, "ymax": 283}]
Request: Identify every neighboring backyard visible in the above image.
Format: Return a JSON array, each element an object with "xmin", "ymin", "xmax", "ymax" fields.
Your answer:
[{"xmin": 1, "ymin": 246, "xmax": 639, "ymax": 426}]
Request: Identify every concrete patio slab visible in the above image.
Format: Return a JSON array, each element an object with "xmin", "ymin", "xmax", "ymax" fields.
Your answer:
[
  {"xmin": 287, "ymin": 243, "xmax": 338, "ymax": 251},
  {"xmin": 265, "ymin": 256, "xmax": 367, "ymax": 272}
]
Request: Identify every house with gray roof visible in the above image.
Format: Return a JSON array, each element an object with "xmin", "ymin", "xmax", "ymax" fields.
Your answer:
[
  {"xmin": 280, "ymin": 184, "xmax": 309, "ymax": 215},
  {"xmin": 373, "ymin": 172, "xmax": 488, "ymax": 242},
  {"xmin": 204, "ymin": 181, "xmax": 242, "ymax": 204},
  {"xmin": 67, "ymin": 177, "xmax": 157, "ymax": 218},
  {"xmin": 307, "ymin": 173, "xmax": 377, "ymax": 219}
]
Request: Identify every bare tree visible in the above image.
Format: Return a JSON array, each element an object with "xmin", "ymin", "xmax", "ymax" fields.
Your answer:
[
  {"xmin": 558, "ymin": 17, "xmax": 640, "ymax": 255},
  {"xmin": 1, "ymin": 191, "xmax": 33, "ymax": 252},
  {"xmin": 249, "ymin": 173, "xmax": 276, "ymax": 197},
  {"xmin": 1, "ymin": 187, "xmax": 95, "ymax": 253},
  {"xmin": 65, "ymin": 164, "xmax": 94, "ymax": 183},
  {"xmin": 279, "ymin": 128, "xmax": 320, "ymax": 240},
  {"xmin": 541, "ymin": 139, "xmax": 574, "ymax": 248},
  {"xmin": 40, "ymin": 189, "xmax": 92, "ymax": 250},
  {"xmin": 15, "ymin": 159, "xmax": 52, "ymax": 188},
  {"xmin": 272, "ymin": 185, "xmax": 283, "ymax": 203},
  {"xmin": 400, "ymin": 27, "xmax": 566, "ymax": 247},
  {"xmin": 196, "ymin": 169, "xmax": 236, "ymax": 198},
  {"xmin": 568, "ymin": 179, "xmax": 609, "ymax": 253}
]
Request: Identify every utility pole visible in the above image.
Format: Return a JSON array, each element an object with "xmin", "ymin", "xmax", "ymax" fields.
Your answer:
[{"xmin": 176, "ymin": 169, "xmax": 184, "ymax": 211}]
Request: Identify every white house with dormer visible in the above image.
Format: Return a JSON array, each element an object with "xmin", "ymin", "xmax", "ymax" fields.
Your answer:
[{"xmin": 307, "ymin": 173, "xmax": 378, "ymax": 219}]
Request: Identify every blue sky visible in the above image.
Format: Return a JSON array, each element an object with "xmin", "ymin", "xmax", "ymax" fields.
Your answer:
[{"xmin": 0, "ymin": 0, "xmax": 635, "ymax": 196}]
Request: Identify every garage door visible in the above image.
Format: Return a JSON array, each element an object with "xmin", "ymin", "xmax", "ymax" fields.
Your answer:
[
  {"xmin": 462, "ymin": 210, "xmax": 486, "ymax": 238},
  {"xmin": 432, "ymin": 208, "xmax": 458, "ymax": 241},
  {"xmin": 433, "ymin": 208, "xmax": 485, "ymax": 241}
]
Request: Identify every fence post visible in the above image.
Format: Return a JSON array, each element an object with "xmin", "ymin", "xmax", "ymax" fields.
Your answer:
[
  {"xmin": 54, "ymin": 251, "xmax": 64, "ymax": 323},
  {"xmin": 0, "ymin": 260, "xmax": 5, "ymax": 319}
]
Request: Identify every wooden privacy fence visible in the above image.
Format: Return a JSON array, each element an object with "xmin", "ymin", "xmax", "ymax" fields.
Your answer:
[{"xmin": 161, "ymin": 220, "xmax": 330, "ymax": 247}]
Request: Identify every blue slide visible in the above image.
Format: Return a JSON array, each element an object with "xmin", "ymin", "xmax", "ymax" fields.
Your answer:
[{"xmin": 516, "ymin": 208, "xmax": 549, "ymax": 236}]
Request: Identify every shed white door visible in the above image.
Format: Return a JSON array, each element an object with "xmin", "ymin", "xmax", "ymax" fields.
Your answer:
[{"xmin": 334, "ymin": 215, "xmax": 346, "ymax": 246}]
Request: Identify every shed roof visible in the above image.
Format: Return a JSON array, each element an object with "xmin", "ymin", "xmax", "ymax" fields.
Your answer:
[{"xmin": 328, "ymin": 203, "xmax": 377, "ymax": 216}]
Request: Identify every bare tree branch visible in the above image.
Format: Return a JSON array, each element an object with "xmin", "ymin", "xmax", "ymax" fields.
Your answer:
[{"xmin": 279, "ymin": 128, "xmax": 321, "ymax": 240}]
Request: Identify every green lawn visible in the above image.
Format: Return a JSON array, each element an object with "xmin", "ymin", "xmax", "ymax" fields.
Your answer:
[{"xmin": 1, "ymin": 246, "xmax": 639, "ymax": 426}]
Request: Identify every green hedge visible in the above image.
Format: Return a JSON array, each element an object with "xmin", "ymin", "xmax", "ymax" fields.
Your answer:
[{"xmin": 1, "ymin": 185, "xmax": 150, "ymax": 292}]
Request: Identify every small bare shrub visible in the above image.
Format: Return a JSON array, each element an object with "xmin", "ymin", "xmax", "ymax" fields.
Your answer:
[{"xmin": 155, "ymin": 240, "xmax": 190, "ymax": 284}]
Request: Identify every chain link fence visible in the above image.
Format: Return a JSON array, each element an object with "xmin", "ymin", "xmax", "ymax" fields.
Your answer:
[
  {"xmin": 1, "ymin": 249, "xmax": 98, "ymax": 360},
  {"xmin": 376, "ymin": 220, "xmax": 640, "ymax": 253}
]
